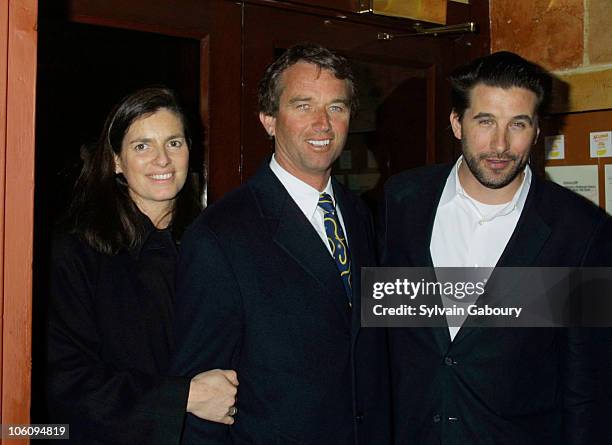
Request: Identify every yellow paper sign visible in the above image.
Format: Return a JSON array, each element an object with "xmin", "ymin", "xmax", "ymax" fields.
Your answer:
[{"xmin": 590, "ymin": 131, "xmax": 612, "ymax": 158}]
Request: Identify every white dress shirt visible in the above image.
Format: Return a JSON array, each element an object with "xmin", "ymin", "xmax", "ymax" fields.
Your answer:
[
  {"xmin": 430, "ymin": 156, "xmax": 532, "ymax": 339},
  {"xmin": 269, "ymin": 155, "xmax": 348, "ymax": 255}
]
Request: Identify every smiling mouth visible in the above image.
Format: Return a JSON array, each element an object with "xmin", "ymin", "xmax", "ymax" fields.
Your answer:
[
  {"xmin": 484, "ymin": 158, "xmax": 513, "ymax": 170},
  {"xmin": 306, "ymin": 139, "xmax": 331, "ymax": 148},
  {"xmin": 149, "ymin": 173, "xmax": 174, "ymax": 180}
]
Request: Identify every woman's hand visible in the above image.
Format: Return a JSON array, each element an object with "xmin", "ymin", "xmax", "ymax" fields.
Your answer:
[{"xmin": 186, "ymin": 369, "xmax": 239, "ymax": 425}]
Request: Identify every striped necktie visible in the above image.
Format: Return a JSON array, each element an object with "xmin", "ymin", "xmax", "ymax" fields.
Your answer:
[{"xmin": 318, "ymin": 193, "xmax": 352, "ymax": 303}]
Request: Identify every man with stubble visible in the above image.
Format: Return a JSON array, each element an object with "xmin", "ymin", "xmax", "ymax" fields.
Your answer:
[{"xmin": 380, "ymin": 51, "xmax": 611, "ymax": 444}]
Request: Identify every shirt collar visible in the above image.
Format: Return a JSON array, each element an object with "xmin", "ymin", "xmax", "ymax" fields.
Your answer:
[
  {"xmin": 441, "ymin": 155, "xmax": 532, "ymax": 217},
  {"xmin": 269, "ymin": 154, "xmax": 335, "ymax": 221},
  {"xmin": 131, "ymin": 212, "xmax": 174, "ymax": 258}
]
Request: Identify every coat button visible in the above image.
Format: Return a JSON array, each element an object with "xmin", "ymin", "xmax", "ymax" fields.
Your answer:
[
  {"xmin": 432, "ymin": 414, "xmax": 441, "ymax": 423},
  {"xmin": 355, "ymin": 413, "xmax": 364, "ymax": 424},
  {"xmin": 444, "ymin": 356, "xmax": 456, "ymax": 366}
]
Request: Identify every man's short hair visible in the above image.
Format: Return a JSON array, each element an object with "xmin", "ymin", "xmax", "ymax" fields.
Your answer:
[
  {"xmin": 450, "ymin": 51, "xmax": 551, "ymax": 120},
  {"xmin": 257, "ymin": 42, "xmax": 357, "ymax": 116}
]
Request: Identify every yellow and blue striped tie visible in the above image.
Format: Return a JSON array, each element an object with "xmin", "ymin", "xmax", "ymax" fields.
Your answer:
[{"xmin": 318, "ymin": 193, "xmax": 352, "ymax": 303}]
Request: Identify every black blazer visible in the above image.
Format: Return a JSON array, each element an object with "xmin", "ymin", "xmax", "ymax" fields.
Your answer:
[
  {"xmin": 47, "ymin": 226, "xmax": 190, "ymax": 445},
  {"xmin": 379, "ymin": 164, "xmax": 612, "ymax": 445},
  {"xmin": 170, "ymin": 162, "xmax": 390, "ymax": 445}
]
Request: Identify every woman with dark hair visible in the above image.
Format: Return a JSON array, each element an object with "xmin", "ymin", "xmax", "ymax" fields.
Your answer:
[{"xmin": 47, "ymin": 87, "xmax": 238, "ymax": 444}]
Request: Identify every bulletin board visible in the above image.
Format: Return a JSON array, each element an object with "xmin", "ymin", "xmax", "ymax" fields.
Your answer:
[{"xmin": 539, "ymin": 109, "xmax": 612, "ymax": 215}]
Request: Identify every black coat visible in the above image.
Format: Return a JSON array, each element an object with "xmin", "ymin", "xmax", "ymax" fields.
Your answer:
[
  {"xmin": 47, "ymin": 223, "xmax": 190, "ymax": 445},
  {"xmin": 170, "ymin": 162, "xmax": 391, "ymax": 445},
  {"xmin": 379, "ymin": 164, "xmax": 612, "ymax": 445}
]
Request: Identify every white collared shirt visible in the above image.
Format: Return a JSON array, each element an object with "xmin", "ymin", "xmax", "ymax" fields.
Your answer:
[
  {"xmin": 269, "ymin": 155, "xmax": 348, "ymax": 255},
  {"xmin": 430, "ymin": 156, "xmax": 531, "ymax": 339}
]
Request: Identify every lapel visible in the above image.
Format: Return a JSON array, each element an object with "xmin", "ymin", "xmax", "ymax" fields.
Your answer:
[
  {"xmin": 496, "ymin": 175, "xmax": 551, "ymax": 268},
  {"xmin": 402, "ymin": 168, "xmax": 449, "ymax": 268},
  {"xmin": 399, "ymin": 166, "xmax": 453, "ymax": 352},
  {"xmin": 249, "ymin": 162, "xmax": 351, "ymax": 326},
  {"xmin": 451, "ymin": 173, "xmax": 552, "ymax": 346}
]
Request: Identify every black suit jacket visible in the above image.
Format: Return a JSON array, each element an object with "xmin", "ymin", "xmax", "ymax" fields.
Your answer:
[
  {"xmin": 170, "ymin": 162, "xmax": 390, "ymax": 445},
  {"xmin": 380, "ymin": 164, "xmax": 612, "ymax": 445}
]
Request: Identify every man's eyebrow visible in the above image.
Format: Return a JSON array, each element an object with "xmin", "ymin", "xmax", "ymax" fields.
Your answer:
[
  {"xmin": 471, "ymin": 112, "xmax": 534, "ymax": 125},
  {"xmin": 511, "ymin": 114, "xmax": 534, "ymax": 124},
  {"xmin": 288, "ymin": 96, "xmax": 312, "ymax": 104},
  {"xmin": 472, "ymin": 112, "xmax": 494, "ymax": 120},
  {"xmin": 331, "ymin": 98, "xmax": 350, "ymax": 105},
  {"xmin": 287, "ymin": 97, "xmax": 350, "ymax": 105}
]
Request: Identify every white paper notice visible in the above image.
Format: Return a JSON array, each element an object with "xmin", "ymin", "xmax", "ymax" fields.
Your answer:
[
  {"xmin": 605, "ymin": 164, "xmax": 612, "ymax": 215},
  {"xmin": 545, "ymin": 165, "xmax": 599, "ymax": 206},
  {"xmin": 590, "ymin": 131, "xmax": 612, "ymax": 158},
  {"xmin": 545, "ymin": 135, "xmax": 565, "ymax": 160}
]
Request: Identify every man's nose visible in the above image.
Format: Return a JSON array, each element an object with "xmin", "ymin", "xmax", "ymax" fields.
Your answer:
[
  {"xmin": 492, "ymin": 127, "xmax": 509, "ymax": 154},
  {"xmin": 312, "ymin": 108, "xmax": 331, "ymax": 132}
]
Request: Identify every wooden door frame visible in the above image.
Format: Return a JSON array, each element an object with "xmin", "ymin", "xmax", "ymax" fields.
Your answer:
[{"xmin": 1, "ymin": 0, "xmax": 38, "ymax": 435}]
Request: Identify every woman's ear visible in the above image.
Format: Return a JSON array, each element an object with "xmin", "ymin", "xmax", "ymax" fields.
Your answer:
[{"xmin": 114, "ymin": 154, "xmax": 123, "ymax": 174}]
